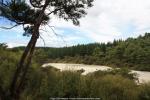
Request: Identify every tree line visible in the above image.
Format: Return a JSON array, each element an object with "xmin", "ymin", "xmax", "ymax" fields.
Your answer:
[{"xmin": 14, "ymin": 33, "xmax": 149, "ymax": 71}]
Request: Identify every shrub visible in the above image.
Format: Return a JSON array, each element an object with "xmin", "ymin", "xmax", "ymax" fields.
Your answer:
[{"xmin": 139, "ymin": 83, "xmax": 150, "ymax": 100}]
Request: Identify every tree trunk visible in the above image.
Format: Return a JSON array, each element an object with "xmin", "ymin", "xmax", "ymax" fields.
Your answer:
[
  {"xmin": 9, "ymin": 33, "xmax": 38, "ymax": 100},
  {"xmin": 16, "ymin": 36, "xmax": 38, "ymax": 97},
  {"xmin": 8, "ymin": 1, "xmax": 49, "ymax": 99},
  {"xmin": 10, "ymin": 36, "xmax": 34, "ymax": 91}
]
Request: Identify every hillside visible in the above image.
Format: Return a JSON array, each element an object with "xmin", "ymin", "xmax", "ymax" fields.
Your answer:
[
  {"xmin": 0, "ymin": 33, "xmax": 150, "ymax": 99},
  {"xmin": 27, "ymin": 33, "xmax": 150, "ymax": 71}
]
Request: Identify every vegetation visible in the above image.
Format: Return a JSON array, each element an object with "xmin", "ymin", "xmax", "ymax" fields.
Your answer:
[
  {"xmin": 15, "ymin": 33, "xmax": 150, "ymax": 71},
  {"xmin": 0, "ymin": 43, "xmax": 150, "ymax": 100},
  {"xmin": 0, "ymin": 45, "xmax": 147, "ymax": 99}
]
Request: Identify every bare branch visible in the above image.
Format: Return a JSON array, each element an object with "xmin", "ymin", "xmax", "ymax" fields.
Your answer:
[
  {"xmin": 0, "ymin": 24, "xmax": 19, "ymax": 29},
  {"xmin": 47, "ymin": 24, "xmax": 58, "ymax": 36},
  {"xmin": 43, "ymin": 26, "xmax": 52, "ymax": 37},
  {"xmin": 39, "ymin": 33, "xmax": 46, "ymax": 47},
  {"xmin": 46, "ymin": 24, "xmax": 67, "ymax": 46},
  {"xmin": 39, "ymin": 29, "xmax": 48, "ymax": 33}
]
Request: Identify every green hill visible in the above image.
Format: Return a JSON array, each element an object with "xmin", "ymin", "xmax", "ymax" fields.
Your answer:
[{"xmin": 27, "ymin": 33, "xmax": 150, "ymax": 71}]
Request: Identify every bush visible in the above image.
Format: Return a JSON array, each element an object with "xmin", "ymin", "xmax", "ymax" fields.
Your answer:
[
  {"xmin": 89, "ymin": 68, "xmax": 137, "ymax": 81},
  {"xmin": 139, "ymin": 83, "xmax": 150, "ymax": 100},
  {"xmin": 20, "ymin": 67, "xmax": 142, "ymax": 100},
  {"xmin": 90, "ymin": 75, "xmax": 139, "ymax": 100}
]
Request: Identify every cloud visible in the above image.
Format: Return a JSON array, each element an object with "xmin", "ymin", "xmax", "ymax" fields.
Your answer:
[
  {"xmin": 37, "ymin": 26, "xmax": 92, "ymax": 47},
  {"xmin": 79, "ymin": 0, "xmax": 150, "ymax": 41},
  {"xmin": 46, "ymin": 0, "xmax": 150, "ymax": 43},
  {"xmin": 2, "ymin": 0, "xmax": 150, "ymax": 47}
]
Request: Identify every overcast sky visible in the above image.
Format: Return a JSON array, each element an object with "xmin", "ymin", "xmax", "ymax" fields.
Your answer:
[{"xmin": 1, "ymin": 0, "xmax": 150, "ymax": 47}]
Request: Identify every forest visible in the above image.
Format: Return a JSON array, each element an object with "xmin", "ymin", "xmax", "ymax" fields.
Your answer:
[
  {"xmin": 13, "ymin": 33, "xmax": 150, "ymax": 71},
  {"xmin": 0, "ymin": 43, "xmax": 150, "ymax": 100}
]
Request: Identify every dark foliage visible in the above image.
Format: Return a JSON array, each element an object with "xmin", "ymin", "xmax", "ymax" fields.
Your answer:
[{"xmin": 26, "ymin": 33, "xmax": 150, "ymax": 71}]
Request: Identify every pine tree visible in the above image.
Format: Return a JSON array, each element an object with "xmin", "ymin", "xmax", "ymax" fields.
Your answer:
[{"xmin": 0, "ymin": 0, "xmax": 94, "ymax": 99}]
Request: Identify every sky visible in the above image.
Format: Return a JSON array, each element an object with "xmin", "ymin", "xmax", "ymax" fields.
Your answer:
[{"xmin": 1, "ymin": 0, "xmax": 150, "ymax": 47}]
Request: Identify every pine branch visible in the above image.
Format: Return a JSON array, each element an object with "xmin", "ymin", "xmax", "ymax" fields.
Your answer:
[{"xmin": 47, "ymin": 8, "xmax": 64, "ymax": 16}]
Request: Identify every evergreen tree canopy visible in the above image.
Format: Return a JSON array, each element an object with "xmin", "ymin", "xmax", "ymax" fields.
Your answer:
[{"xmin": 0, "ymin": 0, "xmax": 93, "ymax": 35}]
